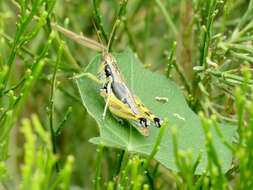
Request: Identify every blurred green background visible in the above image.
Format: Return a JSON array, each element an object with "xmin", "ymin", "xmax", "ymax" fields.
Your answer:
[{"xmin": 1, "ymin": 0, "xmax": 253, "ymax": 189}]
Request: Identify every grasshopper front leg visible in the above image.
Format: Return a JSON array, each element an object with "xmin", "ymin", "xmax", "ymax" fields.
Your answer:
[
  {"xmin": 72, "ymin": 72, "xmax": 101, "ymax": 84},
  {"xmin": 73, "ymin": 72, "xmax": 114, "ymax": 121},
  {"xmin": 102, "ymin": 75, "xmax": 113, "ymax": 121}
]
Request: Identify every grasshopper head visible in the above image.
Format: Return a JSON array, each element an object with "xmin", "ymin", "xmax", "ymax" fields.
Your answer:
[
  {"xmin": 98, "ymin": 54, "xmax": 118, "ymax": 79},
  {"xmin": 101, "ymin": 54, "xmax": 117, "ymax": 64}
]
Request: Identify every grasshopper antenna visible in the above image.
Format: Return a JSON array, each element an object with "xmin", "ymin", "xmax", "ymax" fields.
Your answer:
[
  {"xmin": 106, "ymin": 19, "xmax": 118, "ymax": 53},
  {"xmin": 92, "ymin": 19, "xmax": 105, "ymax": 55}
]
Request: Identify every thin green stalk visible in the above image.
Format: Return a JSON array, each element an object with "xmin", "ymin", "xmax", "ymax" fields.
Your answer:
[
  {"xmin": 232, "ymin": 0, "xmax": 253, "ymax": 36},
  {"xmin": 109, "ymin": 0, "xmax": 128, "ymax": 51},
  {"xmin": 232, "ymin": 36, "xmax": 253, "ymax": 43},
  {"xmin": 200, "ymin": 0, "xmax": 217, "ymax": 69},
  {"xmin": 129, "ymin": 156, "xmax": 141, "ymax": 190},
  {"xmin": 93, "ymin": 0, "xmax": 108, "ymax": 44},
  {"xmin": 1, "ymin": 32, "xmax": 35, "ymax": 58},
  {"xmin": 235, "ymin": 92, "xmax": 246, "ymax": 147},
  {"xmin": 49, "ymin": 41, "xmax": 64, "ymax": 172},
  {"xmin": 0, "ymin": 55, "xmax": 46, "ymax": 142},
  {"xmin": 192, "ymin": 150, "xmax": 203, "ymax": 174},
  {"xmin": 41, "ymin": 74, "xmax": 82, "ymax": 105},
  {"xmin": 14, "ymin": 61, "xmax": 44, "ymax": 118},
  {"xmin": 166, "ymin": 41, "xmax": 177, "ymax": 78},
  {"xmin": 0, "ymin": 17, "xmax": 4, "ymax": 68},
  {"xmin": 31, "ymin": 114, "xmax": 49, "ymax": 144},
  {"xmin": 145, "ymin": 169, "xmax": 154, "ymax": 190},
  {"xmin": 172, "ymin": 124, "xmax": 198, "ymax": 190},
  {"xmin": 3, "ymin": 74, "xmax": 27, "ymax": 95},
  {"xmin": 154, "ymin": 0, "xmax": 177, "ymax": 38},
  {"xmin": 118, "ymin": 149, "xmax": 130, "ymax": 178},
  {"xmin": 11, "ymin": 0, "xmax": 82, "ymax": 72},
  {"xmin": 209, "ymin": 70, "xmax": 253, "ymax": 86},
  {"xmin": 49, "ymin": 155, "xmax": 74, "ymax": 190},
  {"xmin": 211, "ymin": 115, "xmax": 235, "ymax": 152},
  {"xmin": 55, "ymin": 106, "xmax": 72, "ymax": 136},
  {"xmin": 173, "ymin": 60, "xmax": 191, "ymax": 94},
  {"xmin": 151, "ymin": 162, "xmax": 159, "ymax": 178},
  {"xmin": 222, "ymin": 42, "xmax": 253, "ymax": 54},
  {"xmin": 220, "ymin": 0, "xmax": 231, "ymax": 33},
  {"xmin": 119, "ymin": 159, "xmax": 132, "ymax": 189},
  {"xmin": 230, "ymin": 20, "xmax": 253, "ymax": 42},
  {"xmin": 140, "ymin": 120, "xmax": 168, "ymax": 174},
  {"xmin": 200, "ymin": 112, "xmax": 231, "ymax": 189},
  {"xmin": 172, "ymin": 171, "xmax": 184, "ymax": 190},
  {"xmin": 57, "ymin": 85, "xmax": 82, "ymax": 104},
  {"xmin": 20, "ymin": 118, "xmax": 36, "ymax": 190},
  {"xmin": 195, "ymin": 170, "xmax": 207, "ymax": 189},
  {"xmin": 0, "ymin": 111, "xmax": 12, "ymax": 143},
  {"xmin": 230, "ymin": 50, "xmax": 253, "ymax": 64},
  {"xmin": 94, "ymin": 142, "xmax": 105, "ymax": 190},
  {"xmin": 114, "ymin": 150, "xmax": 125, "ymax": 176},
  {"xmin": 3, "ymin": 0, "xmax": 41, "ymax": 88}
]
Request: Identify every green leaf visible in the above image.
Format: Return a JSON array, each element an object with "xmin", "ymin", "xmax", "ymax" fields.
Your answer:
[{"xmin": 75, "ymin": 49, "xmax": 236, "ymax": 174}]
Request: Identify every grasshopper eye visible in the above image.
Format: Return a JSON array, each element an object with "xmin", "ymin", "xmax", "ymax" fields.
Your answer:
[{"xmin": 105, "ymin": 64, "xmax": 111, "ymax": 77}]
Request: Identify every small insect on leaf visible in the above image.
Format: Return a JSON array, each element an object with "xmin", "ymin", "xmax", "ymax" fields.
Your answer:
[
  {"xmin": 155, "ymin": 96, "xmax": 169, "ymax": 103},
  {"xmin": 74, "ymin": 21, "xmax": 162, "ymax": 137}
]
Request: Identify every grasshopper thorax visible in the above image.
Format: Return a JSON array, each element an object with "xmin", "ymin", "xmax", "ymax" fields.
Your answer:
[{"xmin": 98, "ymin": 54, "xmax": 114, "ymax": 79}]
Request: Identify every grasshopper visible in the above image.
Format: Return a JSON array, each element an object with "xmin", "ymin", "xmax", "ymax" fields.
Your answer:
[{"xmin": 75, "ymin": 21, "xmax": 162, "ymax": 136}]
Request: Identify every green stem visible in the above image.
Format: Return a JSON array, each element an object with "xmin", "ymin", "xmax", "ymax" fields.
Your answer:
[
  {"xmin": 55, "ymin": 106, "xmax": 72, "ymax": 136},
  {"xmin": 94, "ymin": 142, "xmax": 105, "ymax": 190},
  {"xmin": 49, "ymin": 41, "xmax": 64, "ymax": 172},
  {"xmin": 118, "ymin": 149, "xmax": 130, "ymax": 177},
  {"xmin": 57, "ymin": 85, "xmax": 82, "ymax": 104},
  {"xmin": 93, "ymin": 0, "xmax": 108, "ymax": 44},
  {"xmin": 219, "ymin": 0, "xmax": 231, "ymax": 33},
  {"xmin": 173, "ymin": 60, "xmax": 191, "ymax": 94},
  {"xmin": 3, "ymin": 0, "xmax": 41, "ymax": 88},
  {"xmin": 109, "ymin": 0, "xmax": 128, "ymax": 51},
  {"xmin": 154, "ymin": 0, "xmax": 177, "ymax": 38},
  {"xmin": 119, "ymin": 159, "xmax": 132, "ymax": 189},
  {"xmin": 140, "ymin": 120, "xmax": 168, "ymax": 174},
  {"xmin": 166, "ymin": 41, "xmax": 177, "ymax": 78},
  {"xmin": 232, "ymin": 0, "xmax": 253, "ymax": 36},
  {"xmin": 211, "ymin": 115, "xmax": 235, "ymax": 152}
]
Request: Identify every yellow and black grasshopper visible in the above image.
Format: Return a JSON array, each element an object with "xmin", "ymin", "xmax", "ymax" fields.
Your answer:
[{"xmin": 76, "ymin": 21, "xmax": 162, "ymax": 136}]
